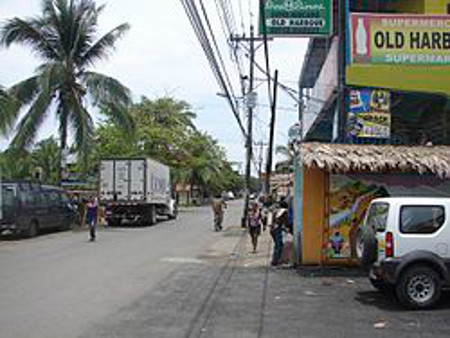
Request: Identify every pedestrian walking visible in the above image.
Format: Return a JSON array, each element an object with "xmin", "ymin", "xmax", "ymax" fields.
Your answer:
[
  {"xmin": 270, "ymin": 200, "xmax": 289, "ymax": 266},
  {"xmin": 248, "ymin": 200, "xmax": 261, "ymax": 253},
  {"xmin": 86, "ymin": 197, "xmax": 98, "ymax": 241},
  {"xmin": 211, "ymin": 193, "xmax": 227, "ymax": 231}
]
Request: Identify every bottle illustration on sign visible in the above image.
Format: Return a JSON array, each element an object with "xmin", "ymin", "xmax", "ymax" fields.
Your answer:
[{"xmin": 356, "ymin": 18, "xmax": 368, "ymax": 56}]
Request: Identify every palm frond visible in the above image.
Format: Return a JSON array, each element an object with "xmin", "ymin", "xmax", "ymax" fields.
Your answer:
[
  {"xmin": 8, "ymin": 76, "xmax": 39, "ymax": 106},
  {"xmin": 79, "ymin": 23, "xmax": 129, "ymax": 67},
  {"xmin": 70, "ymin": 101, "xmax": 94, "ymax": 166},
  {"xmin": 0, "ymin": 17, "xmax": 60, "ymax": 60},
  {"xmin": 11, "ymin": 89, "xmax": 53, "ymax": 149},
  {"xmin": 83, "ymin": 71, "xmax": 131, "ymax": 107},
  {"xmin": 0, "ymin": 87, "xmax": 19, "ymax": 136}
]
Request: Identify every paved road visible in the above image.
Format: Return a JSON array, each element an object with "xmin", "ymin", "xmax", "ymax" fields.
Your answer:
[
  {"xmin": 2, "ymin": 200, "xmax": 450, "ymax": 338},
  {"xmin": 0, "ymin": 201, "xmax": 243, "ymax": 338}
]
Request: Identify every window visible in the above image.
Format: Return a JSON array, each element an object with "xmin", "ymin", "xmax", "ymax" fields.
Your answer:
[
  {"xmin": 400, "ymin": 205, "xmax": 445, "ymax": 234},
  {"xmin": 2, "ymin": 187, "xmax": 16, "ymax": 213},
  {"xmin": 19, "ymin": 189, "xmax": 36, "ymax": 205},
  {"xmin": 366, "ymin": 202, "xmax": 389, "ymax": 232}
]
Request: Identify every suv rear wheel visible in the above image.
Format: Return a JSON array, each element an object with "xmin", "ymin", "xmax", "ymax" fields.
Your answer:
[{"xmin": 396, "ymin": 265, "xmax": 441, "ymax": 309}]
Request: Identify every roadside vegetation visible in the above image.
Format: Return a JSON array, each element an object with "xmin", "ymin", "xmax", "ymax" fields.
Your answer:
[{"xmin": 0, "ymin": 0, "xmax": 243, "ymax": 200}]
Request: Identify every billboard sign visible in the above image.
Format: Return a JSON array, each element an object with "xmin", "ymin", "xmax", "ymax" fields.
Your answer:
[
  {"xmin": 347, "ymin": 88, "xmax": 391, "ymax": 139},
  {"xmin": 350, "ymin": 13, "xmax": 450, "ymax": 65},
  {"xmin": 261, "ymin": 0, "xmax": 333, "ymax": 37}
]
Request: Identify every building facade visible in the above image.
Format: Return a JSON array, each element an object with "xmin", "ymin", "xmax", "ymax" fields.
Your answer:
[{"xmin": 296, "ymin": 0, "xmax": 450, "ymax": 265}]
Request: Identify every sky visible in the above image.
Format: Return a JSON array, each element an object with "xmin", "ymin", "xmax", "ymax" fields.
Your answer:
[{"xmin": 0, "ymin": 0, "xmax": 308, "ymax": 174}]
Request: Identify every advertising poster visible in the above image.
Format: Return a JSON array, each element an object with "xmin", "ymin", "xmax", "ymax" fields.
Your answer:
[
  {"xmin": 326, "ymin": 174, "xmax": 450, "ymax": 260},
  {"xmin": 350, "ymin": 13, "xmax": 450, "ymax": 65},
  {"xmin": 261, "ymin": 0, "xmax": 333, "ymax": 37},
  {"xmin": 347, "ymin": 88, "xmax": 391, "ymax": 139}
]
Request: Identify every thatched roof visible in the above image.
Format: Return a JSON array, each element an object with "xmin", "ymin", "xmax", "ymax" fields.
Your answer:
[{"xmin": 300, "ymin": 143, "xmax": 450, "ymax": 178}]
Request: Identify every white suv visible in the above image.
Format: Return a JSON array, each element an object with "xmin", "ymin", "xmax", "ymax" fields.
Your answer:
[{"xmin": 357, "ymin": 197, "xmax": 450, "ymax": 309}]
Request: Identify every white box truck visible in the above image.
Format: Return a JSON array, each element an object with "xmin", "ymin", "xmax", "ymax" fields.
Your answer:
[{"xmin": 99, "ymin": 158, "xmax": 177, "ymax": 226}]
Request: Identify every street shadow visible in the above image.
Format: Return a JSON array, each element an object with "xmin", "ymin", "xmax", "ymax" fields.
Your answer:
[
  {"xmin": 355, "ymin": 289, "xmax": 450, "ymax": 312},
  {"xmin": 296, "ymin": 266, "xmax": 367, "ymax": 278},
  {"xmin": 0, "ymin": 227, "xmax": 72, "ymax": 241}
]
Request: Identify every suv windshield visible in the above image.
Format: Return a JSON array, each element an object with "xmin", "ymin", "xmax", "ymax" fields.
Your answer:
[{"xmin": 366, "ymin": 202, "xmax": 389, "ymax": 232}]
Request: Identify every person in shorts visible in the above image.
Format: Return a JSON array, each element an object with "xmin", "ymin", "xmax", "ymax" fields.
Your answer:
[{"xmin": 248, "ymin": 201, "xmax": 261, "ymax": 253}]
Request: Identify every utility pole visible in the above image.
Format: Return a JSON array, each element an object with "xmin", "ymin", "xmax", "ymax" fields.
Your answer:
[
  {"xmin": 231, "ymin": 27, "xmax": 267, "ymax": 227},
  {"xmin": 255, "ymin": 140, "xmax": 268, "ymax": 190},
  {"xmin": 337, "ymin": 0, "xmax": 348, "ymax": 142},
  {"xmin": 265, "ymin": 69, "xmax": 279, "ymax": 195},
  {"xmin": 242, "ymin": 25, "xmax": 255, "ymax": 227}
]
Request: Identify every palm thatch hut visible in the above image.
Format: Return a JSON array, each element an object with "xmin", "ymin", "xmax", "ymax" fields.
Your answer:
[{"xmin": 297, "ymin": 143, "xmax": 450, "ymax": 266}]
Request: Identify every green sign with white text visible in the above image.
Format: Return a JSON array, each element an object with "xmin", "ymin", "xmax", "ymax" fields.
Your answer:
[{"xmin": 261, "ymin": 0, "xmax": 333, "ymax": 37}]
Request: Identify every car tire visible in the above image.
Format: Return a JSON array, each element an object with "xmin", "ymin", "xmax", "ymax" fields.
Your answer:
[
  {"xmin": 27, "ymin": 221, "xmax": 39, "ymax": 238},
  {"xmin": 396, "ymin": 265, "xmax": 441, "ymax": 310},
  {"xmin": 370, "ymin": 277, "xmax": 395, "ymax": 295},
  {"xmin": 356, "ymin": 227, "xmax": 377, "ymax": 269}
]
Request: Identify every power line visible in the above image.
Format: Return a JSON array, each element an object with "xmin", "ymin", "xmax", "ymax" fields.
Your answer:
[{"xmin": 180, "ymin": 0, "xmax": 246, "ymax": 137}]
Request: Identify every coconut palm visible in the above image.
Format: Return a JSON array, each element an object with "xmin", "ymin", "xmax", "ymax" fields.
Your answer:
[
  {"xmin": 0, "ymin": 0, "xmax": 134, "ymax": 166},
  {"xmin": 0, "ymin": 86, "xmax": 18, "ymax": 135},
  {"xmin": 275, "ymin": 144, "xmax": 294, "ymax": 173}
]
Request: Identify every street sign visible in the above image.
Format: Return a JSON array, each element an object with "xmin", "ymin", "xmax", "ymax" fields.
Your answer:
[{"xmin": 261, "ymin": 0, "xmax": 333, "ymax": 37}]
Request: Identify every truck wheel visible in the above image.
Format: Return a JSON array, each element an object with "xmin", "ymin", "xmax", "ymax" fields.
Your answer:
[
  {"xmin": 149, "ymin": 206, "xmax": 157, "ymax": 225},
  {"xmin": 356, "ymin": 227, "xmax": 377, "ymax": 269},
  {"xmin": 168, "ymin": 205, "xmax": 178, "ymax": 220},
  {"xmin": 396, "ymin": 265, "xmax": 441, "ymax": 309}
]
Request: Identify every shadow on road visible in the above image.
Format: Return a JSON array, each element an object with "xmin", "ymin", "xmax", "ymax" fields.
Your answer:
[
  {"xmin": 355, "ymin": 289, "xmax": 450, "ymax": 312},
  {"xmin": 296, "ymin": 266, "xmax": 367, "ymax": 278}
]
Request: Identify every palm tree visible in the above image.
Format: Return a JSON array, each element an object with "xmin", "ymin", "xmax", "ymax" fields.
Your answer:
[
  {"xmin": 0, "ymin": 86, "xmax": 17, "ymax": 135},
  {"xmin": 31, "ymin": 137, "xmax": 60, "ymax": 184},
  {"xmin": 0, "ymin": 0, "xmax": 134, "ymax": 174},
  {"xmin": 275, "ymin": 144, "xmax": 294, "ymax": 173}
]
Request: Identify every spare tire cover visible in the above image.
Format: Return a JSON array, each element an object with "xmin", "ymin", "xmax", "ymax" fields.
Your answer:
[{"xmin": 356, "ymin": 226, "xmax": 377, "ymax": 269}]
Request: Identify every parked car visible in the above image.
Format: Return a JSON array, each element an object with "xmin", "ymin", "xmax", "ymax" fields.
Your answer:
[
  {"xmin": 357, "ymin": 197, "xmax": 450, "ymax": 309},
  {"xmin": 0, "ymin": 181, "xmax": 77, "ymax": 238}
]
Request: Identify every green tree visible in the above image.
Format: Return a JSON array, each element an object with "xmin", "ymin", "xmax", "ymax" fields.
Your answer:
[
  {"xmin": 275, "ymin": 144, "xmax": 293, "ymax": 173},
  {"xmin": 0, "ymin": 0, "xmax": 134, "ymax": 173},
  {"xmin": 30, "ymin": 136, "xmax": 60, "ymax": 184},
  {"xmin": 0, "ymin": 148, "xmax": 32, "ymax": 180},
  {"xmin": 94, "ymin": 97, "xmax": 243, "ymax": 201}
]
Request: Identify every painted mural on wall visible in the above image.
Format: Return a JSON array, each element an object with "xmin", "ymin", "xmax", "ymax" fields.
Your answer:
[{"xmin": 326, "ymin": 173, "xmax": 450, "ymax": 260}]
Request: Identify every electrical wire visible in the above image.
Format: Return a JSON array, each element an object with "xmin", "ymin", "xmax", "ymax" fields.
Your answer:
[{"xmin": 180, "ymin": 0, "xmax": 246, "ymax": 137}]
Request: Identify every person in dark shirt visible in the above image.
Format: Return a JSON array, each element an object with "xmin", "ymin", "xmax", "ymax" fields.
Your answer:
[
  {"xmin": 86, "ymin": 197, "xmax": 98, "ymax": 242},
  {"xmin": 270, "ymin": 200, "xmax": 289, "ymax": 266}
]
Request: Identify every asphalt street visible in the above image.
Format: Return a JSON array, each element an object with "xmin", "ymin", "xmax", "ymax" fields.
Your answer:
[{"xmin": 1, "ymin": 200, "xmax": 450, "ymax": 338}]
